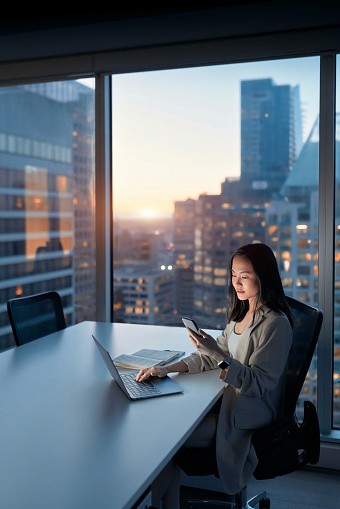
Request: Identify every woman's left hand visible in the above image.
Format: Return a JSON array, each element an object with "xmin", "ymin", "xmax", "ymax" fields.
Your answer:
[{"xmin": 185, "ymin": 327, "xmax": 225, "ymax": 362}]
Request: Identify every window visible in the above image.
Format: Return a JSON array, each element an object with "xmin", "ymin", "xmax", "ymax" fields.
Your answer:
[
  {"xmin": 112, "ymin": 57, "xmax": 322, "ymax": 421},
  {"xmin": 0, "ymin": 80, "xmax": 95, "ymax": 350},
  {"xmin": 334, "ymin": 55, "xmax": 340, "ymax": 429},
  {"xmin": 0, "ymin": 31, "xmax": 339, "ymax": 445}
]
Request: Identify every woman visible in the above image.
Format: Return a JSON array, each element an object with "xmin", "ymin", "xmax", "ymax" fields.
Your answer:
[{"xmin": 135, "ymin": 242, "xmax": 293, "ymax": 509}]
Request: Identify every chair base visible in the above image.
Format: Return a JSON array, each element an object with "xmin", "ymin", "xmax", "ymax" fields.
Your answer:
[
  {"xmin": 188, "ymin": 486, "xmax": 270, "ymax": 508},
  {"xmin": 248, "ymin": 490, "xmax": 270, "ymax": 508}
]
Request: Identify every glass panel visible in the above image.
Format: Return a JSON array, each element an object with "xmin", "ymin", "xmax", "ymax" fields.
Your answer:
[
  {"xmin": 0, "ymin": 79, "xmax": 96, "ymax": 350},
  {"xmin": 112, "ymin": 58, "xmax": 319, "ymax": 418},
  {"xmin": 334, "ymin": 55, "xmax": 340, "ymax": 428}
]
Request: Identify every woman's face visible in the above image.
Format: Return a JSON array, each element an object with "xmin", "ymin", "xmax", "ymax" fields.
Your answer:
[{"xmin": 231, "ymin": 255, "xmax": 260, "ymax": 304}]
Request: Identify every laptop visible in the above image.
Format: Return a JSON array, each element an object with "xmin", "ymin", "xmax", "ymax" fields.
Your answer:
[{"xmin": 92, "ymin": 335, "xmax": 184, "ymax": 400}]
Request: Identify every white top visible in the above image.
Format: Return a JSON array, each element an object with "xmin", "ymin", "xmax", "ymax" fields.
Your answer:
[
  {"xmin": 0, "ymin": 321, "xmax": 224, "ymax": 509},
  {"xmin": 228, "ymin": 324, "xmax": 243, "ymax": 357}
]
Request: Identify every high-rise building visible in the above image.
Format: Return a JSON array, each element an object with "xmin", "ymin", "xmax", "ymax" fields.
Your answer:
[
  {"xmin": 113, "ymin": 217, "xmax": 176, "ymax": 324},
  {"xmin": 173, "ymin": 198, "xmax": 196, "ymax": 317},
  {"xmin": 241, "ymin": 78, "xmax": 302, "ymax": 199},
  {"xmin": 266, "ymin": 116, "xmax": 321, "ymax": 307},
  {"xmin": 264, "ymin": 115, "xmax": 340, "ymax": 420},
  {"xmin": 0, "ymin": 82, "xmax": 94, "ymax": 349},
  {"xmin": 23, "ymin": 82, "xmax": 96, "ymax": 324},
  {"xmin": 113, "ymin": 262, "xmax": 175, "ymax": 325}
]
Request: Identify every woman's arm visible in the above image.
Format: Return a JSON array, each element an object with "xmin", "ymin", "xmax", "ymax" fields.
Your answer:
[{"xmin": 136, "ymin": 325, "xmax": 231, "ymax": 381}]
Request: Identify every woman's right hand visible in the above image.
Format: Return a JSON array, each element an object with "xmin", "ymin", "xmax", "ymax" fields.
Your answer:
[
  {"xmin": 135, "ymin": 365, "xmax": 168, "ymax": 382},
  {"xmin": 186, "ymin": 328, "xmax": 225, "ymax": 363}
]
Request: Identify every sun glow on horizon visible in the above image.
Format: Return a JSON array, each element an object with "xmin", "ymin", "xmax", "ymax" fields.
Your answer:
[
  {"xmin": 140, "ymin": 208, "xmax": 160, "ymax": 219},
  {"xmin": 114, "ymin": 209, "xmax": 173, "ymax": 221}
]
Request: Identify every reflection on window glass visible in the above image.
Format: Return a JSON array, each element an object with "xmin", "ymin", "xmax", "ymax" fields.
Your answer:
[
  {"xmin": 0, "ymin": 80, "xmax": 96, "ymax": 350},
  {"xmin": 334, "ymin": 55, "xmax": 340, "ymax": 429},
  {"xmin": 112, "ymin": 57, "xmax": 319, "ymax": 419}
]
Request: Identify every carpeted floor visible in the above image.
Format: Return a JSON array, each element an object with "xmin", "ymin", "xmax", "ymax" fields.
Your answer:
[{"xmin": 180, "ymin": 467, "xmax": 340, "ymax": 508}]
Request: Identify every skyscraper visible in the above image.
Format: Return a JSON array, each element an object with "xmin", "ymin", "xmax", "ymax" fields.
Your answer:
[
  {"xmin": 241, "ymin": 78, "xmax": 302, "ymax": 199},
  {"xmin": 0, "ymin": 82, "xmax": 95, "ymax": 350},
  {"xmin": 173, "ymin": 198, "xmax": 196, "ymax": 317}
]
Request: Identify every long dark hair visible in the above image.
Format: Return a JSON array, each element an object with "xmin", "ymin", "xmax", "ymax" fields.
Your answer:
[{"xmin": 227, "ymin": 243, "xmax": 293, "ymax": 327}]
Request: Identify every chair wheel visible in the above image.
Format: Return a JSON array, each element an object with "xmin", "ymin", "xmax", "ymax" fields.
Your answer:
[{"xmin": 259, "ymin": 497, "xmax": 270, "ymax": 509}]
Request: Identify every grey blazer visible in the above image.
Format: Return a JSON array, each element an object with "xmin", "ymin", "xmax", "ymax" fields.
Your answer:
[{"xmin": 183, "ymin": 305, "xmax": 293, "ymax": 494}]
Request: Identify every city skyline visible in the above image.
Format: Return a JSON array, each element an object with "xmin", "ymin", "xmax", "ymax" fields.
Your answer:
[{"xmin": 111, "ymin": 56, "xmax": 320, "ymax": 218}]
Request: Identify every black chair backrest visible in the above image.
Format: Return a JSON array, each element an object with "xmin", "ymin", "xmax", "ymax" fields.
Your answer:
[
  {"xmin": 7, "ymin": 291, "xmax": 66, "ymax": 346},
  {"xmin": 284, "ymin": 296, "xmax": 323, "ymax": 416}
]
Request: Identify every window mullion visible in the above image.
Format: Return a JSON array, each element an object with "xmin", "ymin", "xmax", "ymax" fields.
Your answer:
[
  {"xmin": 95, "ymin": 74, "xmax": 112, "ymax": 322},
  {"xmin": 318, "ymin": 53, "xmax": 336, "ymax": 436}
]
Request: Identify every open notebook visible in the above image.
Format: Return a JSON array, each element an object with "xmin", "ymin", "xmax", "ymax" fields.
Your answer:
[{"xmin": 92, "ymin": 335, "xmax": 184, "ymax": 400}]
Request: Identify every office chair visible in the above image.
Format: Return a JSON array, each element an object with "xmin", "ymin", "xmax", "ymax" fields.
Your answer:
[
  {"xmin": 7, "ymin": 291, "xmax": 67, "ymax": 346},
  {"xmin": 177, "ymin": 296, "xmax": 323, "ymax": 509}
]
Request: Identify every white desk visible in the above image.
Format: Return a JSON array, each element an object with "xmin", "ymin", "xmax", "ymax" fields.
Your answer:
[{"xmin": 0, "ymin": 322, "xmax": 224, "ymax": 509}]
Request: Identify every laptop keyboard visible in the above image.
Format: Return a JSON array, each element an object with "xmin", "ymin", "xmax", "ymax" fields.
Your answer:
[{"xmin": 121, "ymin": 372, "xmax": 162, "ymax": 397}]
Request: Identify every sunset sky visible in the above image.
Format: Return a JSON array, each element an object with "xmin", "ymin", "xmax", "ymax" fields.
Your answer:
[{"xmin": 110, "ymin": 56, "xmax": 323, "ymax": 219}]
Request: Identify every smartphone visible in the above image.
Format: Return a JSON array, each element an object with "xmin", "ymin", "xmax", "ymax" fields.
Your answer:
[{"xmin": 182, "ymin": 317, "xmax": 203, "ymax": 337}]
